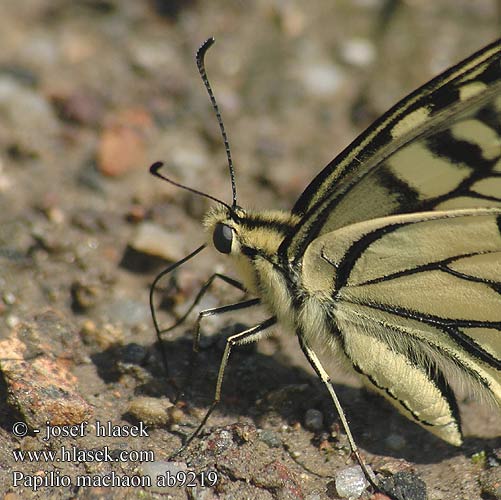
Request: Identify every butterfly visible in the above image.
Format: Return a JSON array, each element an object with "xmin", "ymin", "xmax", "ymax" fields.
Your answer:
[{"xmin": 150, "ymin": 37, "xmax": 501, "ymax": 489}]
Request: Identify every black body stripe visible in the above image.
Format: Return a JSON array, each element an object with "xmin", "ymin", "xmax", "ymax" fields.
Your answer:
[{"xmin": 240, "ymin": 218, "xmax": 295, "ymax": 234}]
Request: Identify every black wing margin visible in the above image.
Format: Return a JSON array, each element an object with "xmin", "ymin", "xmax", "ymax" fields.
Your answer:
[{"xmin": 280, "ymin": 39, "xmax": 501, "ymax": 263}]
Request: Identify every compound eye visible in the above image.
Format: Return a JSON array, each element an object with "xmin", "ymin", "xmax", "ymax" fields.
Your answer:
[{"xmin": 213, "ymin": 223, "xmax": 233, "ymax": 254}]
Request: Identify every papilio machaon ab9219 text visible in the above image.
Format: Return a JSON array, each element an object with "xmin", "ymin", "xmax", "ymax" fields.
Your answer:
[{"xmin": 150, "ymin": 37, "xmax": 501, "ymax": 490}]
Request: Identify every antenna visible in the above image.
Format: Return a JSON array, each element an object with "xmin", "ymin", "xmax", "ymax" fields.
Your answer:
[
  {"xmin": 149, "ymin": 162, "xmax": 232, "ymax": 211},
  {"xmin": 196, "ymin": 37, "xmax": 238, "ymax": 208}
]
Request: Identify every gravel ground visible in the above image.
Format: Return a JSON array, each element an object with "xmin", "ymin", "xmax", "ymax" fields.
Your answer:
[{"xmin": 0, "ymin": 1, "xmax": 500, "ymax": 499}]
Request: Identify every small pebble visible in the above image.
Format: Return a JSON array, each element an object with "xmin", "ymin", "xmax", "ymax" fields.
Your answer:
[
  {"xmin": 206, "ymin": 428, "xmax": 234, "ymax": 454},
  {"xmin": 378, "ymin": 471, "xmax": 427, "ymax": 500},
  {"xmin": 80, "ymin": 322, "xmax": 124, "ymax": 349},
  {"xmin": 233, "ymin": 422, "xmax": 256, "ymax": 443},
  {"xmin": 51, "ymin": 90, "xmax": 104, "ymax": 126},
  {"xmin": 141, "ymin": 460, "xmax": 188, "ymax": 494},
  {"xmin": 335, "ymin": 465, "xmax": 369, "ymax": 499},
  {"xmin": 0, "ymin": 76, "xmax": 59, "ymax": 157},
  {"xmin": 484, "ymin": 448, "xmax": 501, "ymax": 468},
  {"xmin": 375, "ymin": 458, "xmax": 412, "ymax": 476},
  {"xmin": 70, "ymin": 280, "xmax": 100, "ymax": 311},
  {"xmin": 300, "ymin": 62, "xmax": 343, "ymax": 97},
  {"xmin": 97, "ymin": 108, "xmax": 152, "ymax": 177},
  {"xmin": 305, "ymin": 494, "xmax": 322, "ymax": 500},
  {"xmin": 129, "ymin": 221, "xmax": 185, "ymax": 261},
  {"xmin": 304, "ymin": 408, "xmax": 324, "ymax": 432},
  {"xmin": 126, "ymin": 203, "xmax": 146, "ymax": 223},
  {"xmin": 259, "ymin": 429, "xmax": 282, "ymax": 448},
  {"xmin": 253, "ymin": 460, "xmax": 304, "ymax": 496},
  {"xmin": 128, "ymin": 396, "xmax": 172, "ymax": 427},
  {"xmin": 339, "ymin": 37, "xmax": 376, "ymax": 67},
  {"xmin": 2, "ymin": 292, "xmax": 16, "ymax": 305},
  {"xmin": 121, "ymin": 342, "xmax": 148, "ymax": 364},
  {"xmin": 166, "ymin": 405, "xmax": 184, "ymax": 425},
  {"xmin": 385, "ymin": 432, "xmax": 407, "ymax": 451},
  {"xmin": 107, "ymin": 298, "xmax": 150, "ymax": 326},
  {"xmin": 6, "ymin": 315, "xmax": 20, "ymax": 328}
]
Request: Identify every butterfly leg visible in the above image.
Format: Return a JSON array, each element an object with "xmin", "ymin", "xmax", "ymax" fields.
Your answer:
[
  {"xmin": 172, "ymin": 316, "xmax": 276, "ymax": 456},
  {"xmin": 185, "ymin": 298, "xmax": 261, "ymax": 399},
  {"xmin": 160, "ymin": 273, "xmax": 246, "ymax": 337},
  {"xmin": 192, "ymin": 297, "xmax": 260, "ymax": 352},
  {"xmin": 296, "ymin": 333, "xmax": 379, "ymax": 491},
  {"xmin": 151, "ymin": 268, "xmax": 247, "ymax": 375}
]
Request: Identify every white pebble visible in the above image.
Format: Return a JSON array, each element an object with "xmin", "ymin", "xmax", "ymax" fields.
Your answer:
[
  {"xmin": 340, "ymin": 38, "xmax": 375, "ymax": 67},
  {"xmin": 335, "ymin": 465, "xmax": 370, "ymax": 498},
  {"xmin": 300, "ymin": 63, "xmax": 343, "ymax": 97},
  {"xmin": 141, "ymin": 460, "xmax": 187, "ymax": 493}
]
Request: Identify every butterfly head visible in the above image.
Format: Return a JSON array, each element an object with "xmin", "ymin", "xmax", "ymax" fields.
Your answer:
[
  {"xmin": 205, "ymin": 207, "xmax": 244, "ymax": 256},
  {"xmin": 204, "ymin": 206, "xmax": 297, "ymax": 259},
  {"xmin": 204, "ymin": 205, "xmax": 297, "ymax": 294}
]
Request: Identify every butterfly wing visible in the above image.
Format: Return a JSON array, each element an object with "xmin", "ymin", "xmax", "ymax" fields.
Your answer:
[
  {"xmin": 301, "ymin": 208, "xmax": 501, "ymax": 443},
  {"xmin": 280, "ymin": 38, "xmax": 501, "ymax": 263}
]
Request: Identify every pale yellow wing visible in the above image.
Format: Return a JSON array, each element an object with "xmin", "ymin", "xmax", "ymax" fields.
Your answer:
[{"xmin": 302, "ymin": 208, "xmax": 501, "ymax": 444}]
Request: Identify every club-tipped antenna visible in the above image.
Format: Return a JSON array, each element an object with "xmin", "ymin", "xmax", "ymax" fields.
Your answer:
[
  {"xmin": 196, "ymin": 37, "xmax": 237, "ymax": 209},
  {"xmin": 149, "ymin": 162, "xmax": 232, "ymax": 211}
]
